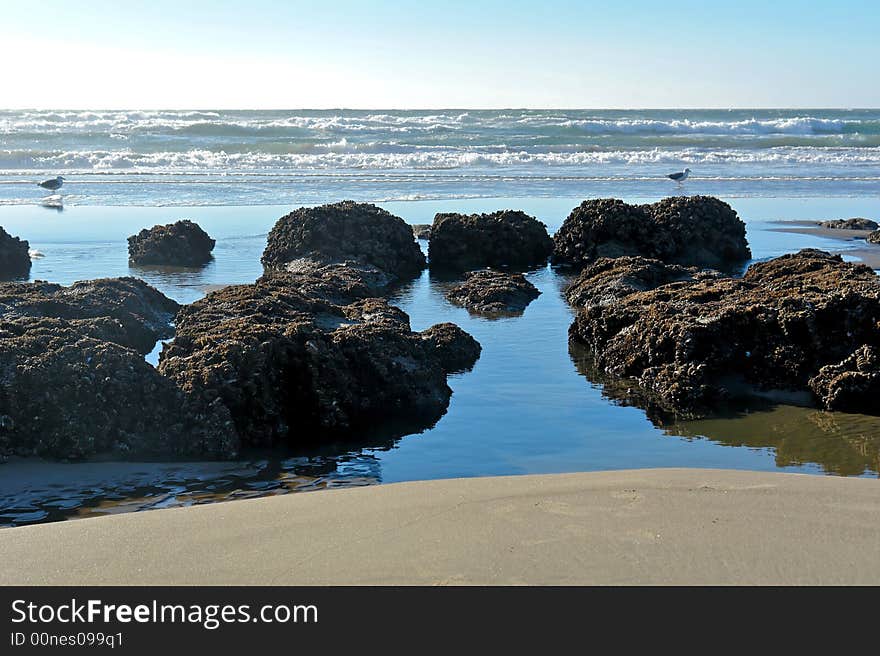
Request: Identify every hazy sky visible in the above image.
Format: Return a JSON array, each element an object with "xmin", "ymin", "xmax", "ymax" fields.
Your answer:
[{"xmin": 2, "ymin": 0, "xmax": 877, "ymax": 109}]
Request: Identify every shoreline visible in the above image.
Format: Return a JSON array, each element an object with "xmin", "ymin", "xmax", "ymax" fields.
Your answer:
[{"xmin": 2, "ymin": 468, "xmax": 879, "ymax": 585}]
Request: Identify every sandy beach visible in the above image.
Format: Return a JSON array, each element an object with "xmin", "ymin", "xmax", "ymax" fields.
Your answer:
[
  {"xmin": 769, "ymin": 220, "xmax": 880, "ymax": 268},
  {"xmin": 1, "ymin": 468, "xmax": 878, "ymax": 586}
]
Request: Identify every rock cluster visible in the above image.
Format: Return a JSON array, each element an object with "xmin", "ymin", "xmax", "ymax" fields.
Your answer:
[
  {"xmin": 158, "ymin": 270, "xmax": 479, "ymax": 448},
  {"xmin": 428, "ymin": 210, "xmax": 553, "ymax": 271},
  {"xmin": 867, "ymin": 230, "xmax": 880, "ymax": 245},
  {"xmin": 552, "ymin": 196, "xmax": 751, "ymax": 271},
  {"xmin": 446, "ymin": 270, "xmax": 540, "ymax": 316},
  {"xmin": 819, "ymin": 218, "xmax": 879, "ymax": 231},
  {"xmin": 0, "ymin": 227, "xmax": 31, "ymax": 279},
  {"xmin": 262, "ymin": 201, "xmax": 426, "ymax": 282},
  {"xmin": 128, "ymin": 220, "xmax": 216, "ymax": 266},
  {"xmin": 0, "ymin": 278, "xmax": 236, "ymax": 461},
  {"xmin": 568, "ymin": 250, "xmax": 880, "ymax": 417},
  {"xmin": 151, "ymin": 202, "xmax": 480, "ymax": 452}
]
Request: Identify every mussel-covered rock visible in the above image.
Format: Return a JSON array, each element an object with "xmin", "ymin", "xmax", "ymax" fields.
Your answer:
[
  {"xmin": 428, "ymin": 210, "xmax": 553, "ymax": 271},
  {"xmin": 0, "ymin": 227, "xmax": 31, "ymax": 279},
  {"xmin": 158, "ymin": 271, "xmax": 479, "ymax": 448},
  {"xmin": 0, "ymin": 277, "xmax": 180, "ymax": 354},
  {"xmin": 0, "ymin": 320, "xmax": 236, "ymax": 461},
  {"xmin": 569, "ymin": 249, "xmax": 880, "ymax": 417},
  {"xmin": 446, "ymin": 270, "xmax": 540, "ymax": 317},
  {"xmin": 419, "ymin": 323, "xmax": 482, "ymax": 373},
  {"xmin": 563, "ymin": 256, "xmax": 722, "ymax": 308},
  {"xmin": 128, "ymin": 220, "xmax": 215, "ymax": 266},
  {"xmin": 809, "ymin": 345, "xmax": 880, "ymax": 413},
  {"xmin": 258, "ymin": 258, "xmax": 394, "ymax": 305},
  {"xmin": 552, "ymin": 196, "xmax": 751, "ymax": 271},
  {"xmin": 262, "ymin": 201, "xmax": 426, "ymax": 282}
]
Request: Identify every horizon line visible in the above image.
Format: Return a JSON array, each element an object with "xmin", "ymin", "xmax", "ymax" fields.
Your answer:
[{"xmin": 3, "ymin": 106, "xmax": 879, "ymax": 112}]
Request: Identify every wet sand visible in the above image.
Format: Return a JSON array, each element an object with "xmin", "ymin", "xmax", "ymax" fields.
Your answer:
[
  {"xmin": 769, "ymin": 220, "xmax": 880, "ymax": 268},
  {"xmin": 1, "ymin": 468, "xmax": 878, "ymax": 585}
]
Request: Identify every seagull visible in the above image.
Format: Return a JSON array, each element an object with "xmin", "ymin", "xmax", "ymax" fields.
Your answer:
[
  {"xmin": 667, "ymin": 168, "xmax": 691, "ymax": 185},
  {"xmin": 37, "ymin": 175, "xmax": 65, "ymax": 193}
]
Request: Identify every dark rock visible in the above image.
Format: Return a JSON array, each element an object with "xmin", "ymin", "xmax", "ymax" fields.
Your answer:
[
  {"xmin": 257, "ymin": 258, "xmax": 394, "ymax": 305},
  {"xmin": 412, "ymin": 224, "xmax": 432, "ymax": 240},
  {"xmin": 570, "ymin": 341, "xmax": 880, "ymax": 476},
  {"xmin": 564, "ymin": 256, "xmax": 723, "ymax": 308},
  {"xmin": 0, "ymin": 277, "xmax": 232, "ymax": 460},
  {"xmin": 551, "ymin": 199, "xmax": 653, "ymax": 268},
  {"xmin": 819, "ymin": 218, "xmax": 879, "ymax": 231},
  {"xmin": 446, "ymin": 270, "xmax": 540, "ymax": 316},
  {"xmin": 128, "ymin": 220, "xmax": 215, "ymax": 266},
  {"xmin": 419, "ymin": 323, "xmax": 482, "ymax": 373},
  {"xmin": 261, "ymin": 201, "xmax": 426, "ymax": 281},
  {"xmin": 0, "ymin": 227, "xmax": 31, "ymax": 279},
  {"xmin": 809, "ymin": 345, "xmax": 880, "ymax": 413},
  {"xmin": 867, "ymin": 230, "xmax": 880, "ymax": 245},
  {"xmin": 428, "ymin": 210, "xmax": 553, "ymax": 271},
  {"xmin": 158, "ymin": 271, "xmax": 479, "ymax": 448},
  {"xmin": 0, "ymin": 277, "xmax": 180, "ymax": 354},
  {"xmin": 551, "ymin": 196, "xmax": 751, "ymax": 271},
  {"xmin": 0, "ymin": 316, "xmax": 237, "ymax": 461},
  {"xmin": 569, "ymin": 249, "xmax": 880, "ymax": 417}
]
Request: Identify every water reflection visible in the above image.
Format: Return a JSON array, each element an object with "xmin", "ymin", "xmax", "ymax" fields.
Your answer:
[
  {"xmin": 570, "ymin": 342, "xmax": 880, "ymax": 476},
  {"xmin": 0, "ymin": 450, "xmax": 383, "ymax": 528},
  {"xmin": 0, "ymin": 409, "xmax": 454, "ymax": 527},
  {"xmin": 128, "ymin": 260, "xmax": 217, "ymax": 305}
]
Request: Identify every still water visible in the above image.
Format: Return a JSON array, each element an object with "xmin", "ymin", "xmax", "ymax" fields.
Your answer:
[{"xmin": 1, "ymin": 196, "xmax": 879, "ymax": 526}]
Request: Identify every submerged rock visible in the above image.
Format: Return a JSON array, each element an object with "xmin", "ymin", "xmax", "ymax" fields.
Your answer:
[
  {"xmin": 428, "ymin": 210, "xmax": 553, "ymax": 271},
  {"xmin": 158, "ymin": 271, "xmax": 479, "ymax": 449},
  {"xmin": 446, "ymin": 270, "xmax": 540, "ymax": 316},
  {"xmin": 569, "ymin": 249, "xmax": 880, "ymax": 417},
  {"xmin": 262, "ymin": 201, "xmax": 426, "ymax": 282},
  {"xmin": 128, "ymin": 220, "xmax": 215, "ymax": 266},
  {"xmin": 551, "ymin": 196, "xmax": 751, "ymax": 271},
  {"xmin": 819, "ymin": 218, "xmax": 879, "ymax": 231},
  {"xmin": 0, "ymin": 277, "xmax": 180, "ymax": 354},
  {"xmin": 0, "ymin": 227, "xmax": 31, "ymax": 279},
  {"xmin": 411, "ymin": 224, "xmax": 432, "ymax": 240}
]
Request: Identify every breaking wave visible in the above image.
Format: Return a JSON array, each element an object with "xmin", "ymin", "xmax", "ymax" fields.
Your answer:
[{"xmin": 2, "ymin": 145, "xmax": 880, "ymax": 172}]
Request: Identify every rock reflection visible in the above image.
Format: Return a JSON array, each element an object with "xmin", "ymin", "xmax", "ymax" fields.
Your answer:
[{"xmin": 570, "ymin": 342, "xmax": 880, "ymax": 476}]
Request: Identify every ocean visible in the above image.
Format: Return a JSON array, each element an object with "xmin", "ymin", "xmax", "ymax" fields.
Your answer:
[
  {"xmin": 2, "ymin": 109, "xmax": 880, "ymax": 206},
  {"xmin": 1, "ymin": 110, "xmax": 879, "ymax": 526}
]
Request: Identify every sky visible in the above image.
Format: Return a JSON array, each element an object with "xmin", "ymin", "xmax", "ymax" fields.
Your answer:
[{"xmin": 1, "ymin": 0, "xmax": 878, "ymax": 109}]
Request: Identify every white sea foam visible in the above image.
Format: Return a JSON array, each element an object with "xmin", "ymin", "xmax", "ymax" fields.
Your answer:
[
  {"xmin": 3, "ymin": 110, "xmax": 875, "ymax": 139},
  {"xmin": 2, "ymin": 145, "xmax": 880, "ymax": 173}
]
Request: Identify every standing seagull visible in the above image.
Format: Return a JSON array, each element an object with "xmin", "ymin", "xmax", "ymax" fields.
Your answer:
[
  {"xmin": 667, "ymin": 168, "xmax": 691, "ymax": 185},
  {"xmin": 38, "ymin": 175, "xmax": 65, "ymax": 193}
]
